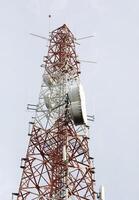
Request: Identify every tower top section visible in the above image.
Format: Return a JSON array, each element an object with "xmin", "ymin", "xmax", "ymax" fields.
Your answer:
[{"xmin": 43, "ymin": 24, "xmax": 80, "ymax": 82}]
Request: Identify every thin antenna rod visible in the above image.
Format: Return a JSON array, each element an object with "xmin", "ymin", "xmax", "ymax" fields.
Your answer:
[
  {"xmin": 30, "ymin": 33, "xmax": 49, "ymax": 40},
  {"xmin": 76, "ymin": 35, "xmax": 94, "ymax": 41},
  {"xmin": 48, "ymin": 14, "xmax": 51, "ymax": 34},
  {"xmin": 79, "ymin": 59, "xmax": 97, "ymax": 64}
]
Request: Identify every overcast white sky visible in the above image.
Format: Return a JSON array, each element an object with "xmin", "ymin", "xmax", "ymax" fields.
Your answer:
[{"xmin": 0, "ymin": 0, "xmax": 139, "ymax": 199}]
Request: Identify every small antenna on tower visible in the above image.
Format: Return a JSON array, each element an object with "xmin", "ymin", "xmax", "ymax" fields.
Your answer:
[
  {"xmin": 30, "ymin": 33, "xmax": 49, "ymax": 41},
  {"xmin": 76, "ymin": 35, "xmax": 95, "ymax": 41},
  {"xmin": 98, "ymin": 185, "xmax": 105, "ymax": 200},
  {"xmin": 48, "ymin": 14, "xmax": 52, "ymax": 35},
  {"xmin": 79, "ymin": 59, "xmax": 97, "ymax": 64}
]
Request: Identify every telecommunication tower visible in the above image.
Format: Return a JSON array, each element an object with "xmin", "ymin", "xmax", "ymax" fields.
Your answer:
[{"xmin": 12, "ymin": 24, "xmax": 104, "ymax": 200}]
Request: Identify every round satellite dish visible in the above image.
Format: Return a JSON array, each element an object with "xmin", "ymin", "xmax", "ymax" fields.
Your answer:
[
  {"xmin": 68, "ymin": 84, "xmax": 80, "ymax": 102},
  {"xmin": 68, "ymin": 84, "xmax": 87, "ymax": 126}
]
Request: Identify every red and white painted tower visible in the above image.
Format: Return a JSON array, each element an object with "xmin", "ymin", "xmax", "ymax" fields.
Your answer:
[{"xmin": 13, "ymin": 24, "xmax": 100, "ymax": 200}]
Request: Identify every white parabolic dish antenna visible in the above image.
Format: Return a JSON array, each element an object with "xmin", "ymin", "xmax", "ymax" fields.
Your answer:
[{"xmin": 68, "ymin": 83, "xmax": 87, "ymax": 126}]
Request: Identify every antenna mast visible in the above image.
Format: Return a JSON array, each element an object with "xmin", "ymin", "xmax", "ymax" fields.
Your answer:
[{"xmin": 13, "ymin": 24, "xmax": 97, "ymax": 200}]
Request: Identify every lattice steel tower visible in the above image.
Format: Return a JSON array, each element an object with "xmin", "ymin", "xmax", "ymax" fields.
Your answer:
[{"xmin": 13, "ymin": 24, "xmax": 103, "ymax": 200}]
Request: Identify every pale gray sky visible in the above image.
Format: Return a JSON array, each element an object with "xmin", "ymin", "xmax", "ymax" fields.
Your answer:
[{"xmin": 0, "ymin": 0, "xmax": 139, "ymax": 199}]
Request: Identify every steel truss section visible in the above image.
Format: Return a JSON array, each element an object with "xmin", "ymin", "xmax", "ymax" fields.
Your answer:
[{"xmin": 15, "ymin": 24, "xmax": 96, "ymax": 200}]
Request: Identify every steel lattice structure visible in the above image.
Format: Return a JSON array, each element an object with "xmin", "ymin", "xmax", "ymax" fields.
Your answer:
[{"xmin": 13, "ymin": 24, "xmax": 97, "ymax": 200}]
